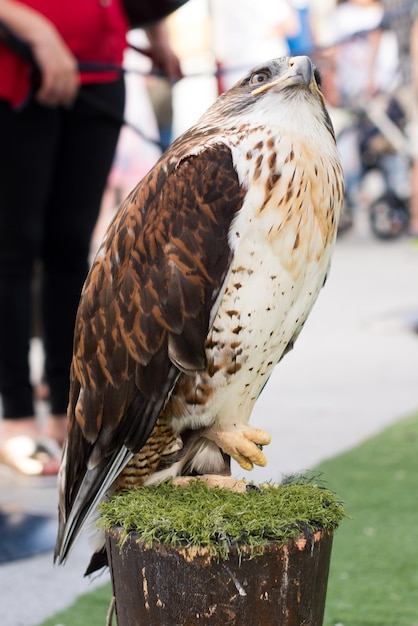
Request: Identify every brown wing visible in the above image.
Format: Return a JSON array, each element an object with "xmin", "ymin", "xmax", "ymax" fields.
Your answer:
[{"xmin": 55, "ymin": 141, "xmax": 247, "ymax": 562}]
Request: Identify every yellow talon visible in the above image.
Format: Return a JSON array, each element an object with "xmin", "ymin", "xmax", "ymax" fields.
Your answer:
[{"xmin": 204, "ymin": 426, "xmax": 272, "ymax": 471}]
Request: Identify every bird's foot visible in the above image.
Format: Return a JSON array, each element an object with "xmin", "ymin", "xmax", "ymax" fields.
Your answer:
[
  {"xmin": 203, "ymin": 427, "xmax": 271, "ymax": 471},
  {"xmin": 172, "ymin": 474, "xmax": 248, "ymax": 492}
]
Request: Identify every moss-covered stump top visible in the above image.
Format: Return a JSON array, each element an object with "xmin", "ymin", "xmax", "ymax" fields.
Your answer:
[{"xmin": 100, "ymin": 477, "xmax": 346, "ymax": 560}]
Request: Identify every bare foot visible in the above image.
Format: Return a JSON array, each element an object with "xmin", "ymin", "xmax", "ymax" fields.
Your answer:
[
  {"xmin": 43, "ymin": 414, "xmax": 68, "ymax": 446},
  {"xmin": 203, "ymin": 427, "xmax": 271, "ymax": 471},
  {"xmin": 0, "ymin": 416, "xmax": 40, "ymax": 442},
  {"xmin": 0, "ymin": 417, "xmax": 61, "ymax": 476},
  {"xmin": 1, "ymin": 414, "xmax": 68, "ymax": 449}
]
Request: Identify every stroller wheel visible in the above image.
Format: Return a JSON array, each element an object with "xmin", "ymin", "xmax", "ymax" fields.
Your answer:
[
  {"xmin": 369, "ymin": 192, "xmax": 409, "ymax": 240},
  {"xmin": 337, "ymin": 196, "xmax": 354, "ymax": 236}
]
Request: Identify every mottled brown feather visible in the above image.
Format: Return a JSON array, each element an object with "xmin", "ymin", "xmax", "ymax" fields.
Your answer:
[
  {"xmin": 56, "ymin": 57, "xmax": 344, "ymax": 570},
  {"xmin": 57, "ymin": 143, "xmax": 246, "ymax": 558}
]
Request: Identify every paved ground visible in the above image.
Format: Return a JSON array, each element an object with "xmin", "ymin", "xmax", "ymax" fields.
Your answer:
[{"xmin": 1, "ymin": 213, "xmax": 418, "ymax": 626}]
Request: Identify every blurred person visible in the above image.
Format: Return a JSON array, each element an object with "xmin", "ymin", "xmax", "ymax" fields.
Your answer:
[
  {"xmin": 326, "ymin": 0, "xmax": 400, "ymax": 225},
  {"xmin": 147, "ymin": 75, "xmax": 175, "ymax": 149},
  {"xmin": 369, "ymin": 0, "xmax": 418, "ymax": 236},
  {"xmin": 286, "ymin": 0, "xmax": 315, "ymax": 56},
  {"xmin": 328, "ymin": 0, "xmax": 399, "ymax": 108},
  {"xmin": 0, "ymin": 0, "xmax": 182, "ymax": 477},
  {"xmin": 210, "ymin": 0, "xmax": 299, "ymax": 92},
  {"xmin": 90, "ymin": 29, "xmax": 167, "ymax": 258}
]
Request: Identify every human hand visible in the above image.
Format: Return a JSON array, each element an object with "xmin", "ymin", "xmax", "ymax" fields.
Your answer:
[
  {"xmin": 0, "ymin": 0, "xmax": 80, "ymax": 106},
  {"xmin": 30, "ymin": 22, "xmax": 80, "ymax": 106},
  {"xmin": 145, "ymin": 21, "xmax": 183, "ymax": 82}
]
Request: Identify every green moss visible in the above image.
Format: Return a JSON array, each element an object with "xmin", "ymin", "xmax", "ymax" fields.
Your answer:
[{"xmin": 99, "ymin": 475, "xmax": 346, "ymax": 560}]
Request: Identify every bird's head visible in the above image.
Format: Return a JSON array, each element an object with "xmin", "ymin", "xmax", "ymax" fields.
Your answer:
[
  {"xmin": 248, "ymin": 56, "xmax": 325, "ymax": 106},
  {"xmin": 200, "ymin": 56, "xmax": 335, "ymax": 143}
]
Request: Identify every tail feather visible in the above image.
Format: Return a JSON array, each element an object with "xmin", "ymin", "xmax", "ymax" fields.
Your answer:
[{"xmin": 54, "ymin": 445, "xmax": 133, "ymax": 564}]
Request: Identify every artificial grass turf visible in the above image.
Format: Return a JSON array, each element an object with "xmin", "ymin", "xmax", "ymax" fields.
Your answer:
[
  {"xmin": 320, "ymin": 411, "xmax": 418, "ymax": 626},
  {"xmin": 39, "ymin": 584, "xmax": 113, "ymax": 626},
  {"xmin": 38, "ymin": 411, "xmax": 418, "ymax": 626},
  {"xmin": 99, "ymin": 478, "xmax": 345, "ymax": 559}
]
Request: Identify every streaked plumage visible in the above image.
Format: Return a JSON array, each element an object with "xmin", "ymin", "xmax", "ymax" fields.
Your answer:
[{"xmin": 54, "ymin": 56, "xmax": 344, "ymax": 573}]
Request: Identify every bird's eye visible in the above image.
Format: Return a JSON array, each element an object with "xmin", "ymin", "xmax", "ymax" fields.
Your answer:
[{"xmin": 249, "ymin": 70, "xmax": 270, "ymax": 86}]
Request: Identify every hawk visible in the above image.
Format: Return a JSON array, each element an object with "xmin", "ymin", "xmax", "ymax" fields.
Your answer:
[{"xmin": 54, "ymin": 56, "xmax": 344, "ymax": 573}]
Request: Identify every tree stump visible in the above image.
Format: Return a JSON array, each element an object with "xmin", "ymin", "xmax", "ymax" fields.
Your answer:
[
  {"xmin": 101, "ymin": 478, "xmax": 345, "ymax": 626},
  {"xmin": 106, "ymin": 527, "xmax": 333, "ymax": 626}
]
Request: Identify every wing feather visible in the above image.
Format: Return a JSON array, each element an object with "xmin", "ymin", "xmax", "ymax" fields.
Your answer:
[{"xmin": 55, "ymin": 141, "xmax": 247, "ymax": 564}]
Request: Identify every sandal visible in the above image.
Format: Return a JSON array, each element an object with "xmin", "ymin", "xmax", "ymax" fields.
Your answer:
[{"xmin": 0, "ymin": 435, "xmax": 62, "ymax": 477}]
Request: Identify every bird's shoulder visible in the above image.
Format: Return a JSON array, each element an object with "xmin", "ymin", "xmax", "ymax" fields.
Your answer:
[{"xmin": 69, "ymin": 139, "xmax": 248, "ymax": 435}]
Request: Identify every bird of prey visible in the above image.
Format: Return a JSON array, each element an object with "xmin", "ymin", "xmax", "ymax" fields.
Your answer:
[{"xmin": 55, "ymin": 55, "xmax": 344, "ymax": 573}]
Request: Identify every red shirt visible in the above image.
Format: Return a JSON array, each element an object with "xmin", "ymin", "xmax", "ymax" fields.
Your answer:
[{"xmin": 0, "ymin": 0, "xmax": 129, "ymax": 107}]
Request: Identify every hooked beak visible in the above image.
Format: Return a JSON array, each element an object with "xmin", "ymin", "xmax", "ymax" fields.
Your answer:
[{"xmin": 252, "ymin": 56, "xmax": 325, "ymax": 105}]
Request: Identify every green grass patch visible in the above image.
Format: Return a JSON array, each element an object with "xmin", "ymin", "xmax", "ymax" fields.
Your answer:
[
  {"xmin": 38, "ymin": 411, "xmax": 418, "ymax": 626},
  {"xmin": 39, "ymin": 583, "xmax": 112, "ymax": 626},
  {"xmin": 99, "ymin": 477, "xmax": 345, "ymax": 560},
  {"xmin": 320, "ymin": 411, "xmax": 418, "ymax": 626}
]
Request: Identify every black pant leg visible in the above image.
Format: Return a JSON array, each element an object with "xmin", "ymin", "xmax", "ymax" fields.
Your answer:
[{"xmin": 41, "ymin": 79, "xmax": 125, "ymax": 414}]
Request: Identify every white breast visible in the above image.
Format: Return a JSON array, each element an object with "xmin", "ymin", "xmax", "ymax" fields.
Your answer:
[{"xmin": 169, "ymin": 124, "xmax": 342, "ymax": 434}]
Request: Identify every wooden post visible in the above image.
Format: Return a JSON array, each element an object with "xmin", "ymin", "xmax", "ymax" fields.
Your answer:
[{"xmin": 106, "ymin": 527, "xmax": 333, "ymax": 625}]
